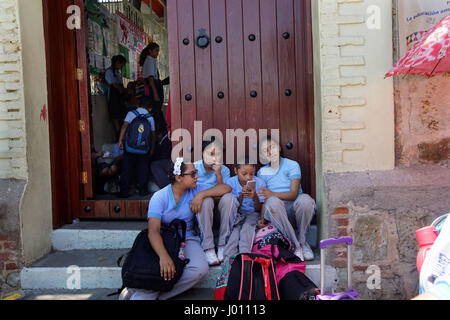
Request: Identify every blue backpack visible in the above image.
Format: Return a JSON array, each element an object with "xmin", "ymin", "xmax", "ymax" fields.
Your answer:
[{"xmin": 125, "ymin": 110, "xmax": 152, "ymax": 155}]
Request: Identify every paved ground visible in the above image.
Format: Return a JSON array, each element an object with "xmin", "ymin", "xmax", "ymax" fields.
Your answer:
[{"xmin": 20, "ymin": 288, "xmax": 214, "ymax": 300}]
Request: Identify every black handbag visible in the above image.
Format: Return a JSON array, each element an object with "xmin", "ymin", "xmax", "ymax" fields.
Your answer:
[{"xmin": 119, "ymin": 219, "xmax": 190, "ymax": 292}]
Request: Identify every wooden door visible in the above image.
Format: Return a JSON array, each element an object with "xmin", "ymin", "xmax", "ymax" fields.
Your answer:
[{"xmin": 167, "ymin": 0, "xmax": 316, "ymax": 197}]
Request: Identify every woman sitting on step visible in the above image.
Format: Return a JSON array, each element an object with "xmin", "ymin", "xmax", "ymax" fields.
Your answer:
[{"xmin": 120, "ymin": 158, "xmax": 231, "ymax": 300}]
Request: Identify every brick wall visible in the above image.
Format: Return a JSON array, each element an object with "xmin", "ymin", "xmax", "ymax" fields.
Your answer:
[
  {"xmin": 0, "ymin": 0, "xmax": 26, "ymax": 298},
  {"xmin": 0, "ymin": 0, "xmax": 27, "ymax": 180},
  {"xmin": 318, "ymin": 0, "xmax": 395, "ymax": 173}
]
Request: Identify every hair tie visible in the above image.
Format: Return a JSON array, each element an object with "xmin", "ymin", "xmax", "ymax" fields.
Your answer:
[{"xmin": 173, "ymin": 158, "xmax": 184, "ymax": 176}]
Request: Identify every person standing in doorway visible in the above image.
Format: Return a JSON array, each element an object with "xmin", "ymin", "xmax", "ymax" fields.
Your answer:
[
  {"xmin": 139, "ymin": 42, "xmax": 169, "ymax": 121},
  {"xmin": 105, "ymin": 55, "xmax": 130, "ymax": 138}
]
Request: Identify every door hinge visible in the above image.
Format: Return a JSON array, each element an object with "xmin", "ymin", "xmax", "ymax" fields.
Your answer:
[
  {"xmin": 79, "ymin": 120, "xmax": 86, "ymax": 132},
  {"xmin": 76, "ymin": 68, "xmax": 84, "ymax": 81},
  {"xmin": 81, "ymin": 171, "xmax": 88, "ymax": 185}
]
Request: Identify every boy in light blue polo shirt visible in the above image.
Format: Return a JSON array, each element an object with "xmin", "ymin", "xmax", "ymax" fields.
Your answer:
[{"xmin": 194, "ymin": 140, "xmax": 237, "ymax": 265}]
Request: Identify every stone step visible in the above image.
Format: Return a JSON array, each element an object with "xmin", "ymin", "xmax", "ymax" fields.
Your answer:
[
  {"xmin": 20, "ymin": 249, "xmax": 337, "ymax": 291},
  {"xmin": 52, "ymin": 222, "xmax": 318, "ymax": 251}
]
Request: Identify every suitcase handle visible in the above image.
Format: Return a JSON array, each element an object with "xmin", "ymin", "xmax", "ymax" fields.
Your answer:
[
  {"xmin": 320, "ymin": 237, "xmax": 353, "ymax": 296},
  {"xmin": 320, "ymin": 237, "xmax": 353, "ymax": 249}
]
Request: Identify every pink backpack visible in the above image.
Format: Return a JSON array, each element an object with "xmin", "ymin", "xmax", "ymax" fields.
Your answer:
[{"xmin": 252, "ymin": 224, "xmax": 306, "ymax": 281}]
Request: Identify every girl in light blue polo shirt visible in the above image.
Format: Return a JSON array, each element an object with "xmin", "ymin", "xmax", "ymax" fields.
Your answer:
[
  {"xmin": 223, "ymin": 158, "xmax": 266, "ymax": 260},
  {"xmin": 257, "ymin": 136, "xmax": 316, "ymax": 261},
  {"xmin": 120, "ymin": 158, "xmax": 232, "ymax": 300},
  {"xmin": 193, "ymin": 139, "xmax": 237, "ymax": 266}
]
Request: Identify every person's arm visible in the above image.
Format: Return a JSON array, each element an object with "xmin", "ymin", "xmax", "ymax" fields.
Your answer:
[
  {"xmin": 257, "ymin": 179, "xmax": 300, "ymax": 202},
  {"xmin": 190, "ymin": 183, "xmax": 232, "ymax": 213},
  {"xmin": 213, "ymin": 164, "xmax": 224, "ymax": 185},
  {"xmin": 118, "ymin": 122, "xmax": 129, "ymax": 150},
  {"xmin": 148, "ymin": 218, "xmax": 176, "ymax": 281}
]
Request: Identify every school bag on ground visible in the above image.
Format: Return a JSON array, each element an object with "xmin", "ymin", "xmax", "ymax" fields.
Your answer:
[
  {"xmin": 214, "ymin": 253, "xmax": 280, "ymax": 300},
  {"xmin": 125, "ymin": 110, "xmax": 152, "ymax": 154},
  {"xmin": 119, "ymin": 219, "xmax": 190, "ymax": 292},
  {"xmin": 252, "ymin": 223, "xmax": 319, "ymax": 300}
]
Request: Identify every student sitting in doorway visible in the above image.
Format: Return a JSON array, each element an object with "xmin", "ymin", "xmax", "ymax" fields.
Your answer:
[
  {"xmin": 119, "ymin": 158, "xmax": 232, "ymax": 300},
  {"xmin": 256, "ymin": 136, "xmax": 316, "ymax": 261},
  {"xmin": 223, "ymin": 157, "xmax": 266, "ymax": 262},
  {"xmin": 118, "ymin": 98, "xmax": 156, "ymax": 198},
  {"xmin": 194, "ymin": 139, "xmax": 237, "ymax": 266}
]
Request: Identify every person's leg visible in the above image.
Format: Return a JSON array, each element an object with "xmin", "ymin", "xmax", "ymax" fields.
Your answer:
[
  {"xmin": 223, "ymin": 214, "xmax": 247, "ymax": 262},
  {"xmin": 263, "ymin": 197, "xmax": 301, "ymax": 250},
  {"xmin": 292, "ymin": 194, "xmax": 316, "ymax": 245},
  {"xmin": 136, "ymin": 154, "xmax": 150, "ymax": 196},
  {"xmin": 119, "ymin": 152, "xmax": 134, "ymax": 197},
  {"xmin": 217, "ymin": 193, "xmax": 240, "ymax": 247},
  {"xmin": 292, "ymin": 194, "xmax": 316, "ymax": 260},
  {"xmin": 217, "ymin": 194, "xmax": 240, "ymax": 262},
  {"xmin": 196, "ymin": 197, "xmax": 215, "ymax": 251},
  {"xmin": 238, "ymin": 211, "xmax": 260, "ymax": 254},
  {"xmin": 158, "ymin": 239, "xmax": 209, "ymax": 300}
]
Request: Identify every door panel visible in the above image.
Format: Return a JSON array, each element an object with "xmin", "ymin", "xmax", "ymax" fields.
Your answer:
[
  {"xmin": 168, "ymin": 0, "xmax": 315, "ymax": 197},
  {"xmin": 210, "ymin": 0, "xmax": 229, "ymax": 135},
  {"xmin": 277, "ymin": 0, "xmax": 298, "ymax": 161}
]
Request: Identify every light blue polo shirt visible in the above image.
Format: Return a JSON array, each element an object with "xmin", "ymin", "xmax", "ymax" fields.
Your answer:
[
  {"xmin": 143, "ymin": 56, "xmax": 159, "ymax": 79},
  {"xmin": 257, "ymin": 157, "xmax": 303, "ymax": 195},
  {"xmin": 148, "ymin": 184, "xmax": 210, "ymax": 238},
  {"xmin": 194, "ymin": 161, "xmax": 230, "ymax": 189},
  {"xmin": 226, "ymin": 176, "xmax": 266, "ymax": 213},
  {"xmin": 124, "ymin": 108, "xmax": 156, "ymax": 131},
  {"xmin": 105, "ymin": 67, "xmax": 123, "ymax": 86}
]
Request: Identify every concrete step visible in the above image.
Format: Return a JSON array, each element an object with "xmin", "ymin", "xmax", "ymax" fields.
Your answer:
[
  {"xmin": 52, "ymin": 222, "xmax": 319, "ymax": 251},
  {"xmin": 21, "ymin": 249, "xmax": 337, "ymax": 292},
  {"xmin": 51, "ymin": 221, "xmax": 147, "ymax": 251}
]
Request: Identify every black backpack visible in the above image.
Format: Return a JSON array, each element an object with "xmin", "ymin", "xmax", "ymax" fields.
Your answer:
[
  {"xmin": 125, "ymin": 110, "xmax": 152, "ymax": 155},
  {"xmin": 222, "ymin": 253, "xmax": 280, "ymax": 300},
  {"xmin": 119, "ymin": 219, "xmax": 190, "ymax": 292}
]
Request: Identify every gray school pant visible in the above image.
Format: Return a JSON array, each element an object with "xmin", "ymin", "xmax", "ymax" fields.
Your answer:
[
  {"xmin": 264, "ymin": 194, "xmax": 316, "ymax": 249},
  {"xmin": 223, "ymin": 211, "xmax": 260, "ymax": 261},
  {"xmin": 196, "ymin": 193, "xmax": 239, "ymax": 250},
  {"xmin": 129, "ymin": 238, "xmax": 209, "ymax": 300}
]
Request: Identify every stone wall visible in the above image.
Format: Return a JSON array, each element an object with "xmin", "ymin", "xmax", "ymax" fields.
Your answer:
[
  {"xmin": 392, "ymin": 1, "xmax": 449, "ymax": 167},
  {"xmin": 325, "ymin": 165, "xmax": 450, "ymax": 299}
]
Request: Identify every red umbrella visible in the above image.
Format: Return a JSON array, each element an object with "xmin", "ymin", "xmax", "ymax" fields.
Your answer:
[{"xmin": 386, "ymin": 14, "xmax": 450, "ymax": 78}]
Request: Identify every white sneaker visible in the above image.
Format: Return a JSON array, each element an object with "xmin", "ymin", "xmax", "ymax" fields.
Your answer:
[
  {"xmin": 217, "ymin": 246, "xmax": 225, "ymax": 263},
  {"xmin": 119, "ymin": 287, "xmax": 136, "ymax": 300},
  {"xmin": 294, "ymin": 247, "xmax": 304, "ymax": 261},
  {"xmin": 205, "ymin": 249, "xmax": 220, "ymax": 266},
  {"xmin": 301, "ymin": 242, "xmax": 315, "ymax": 261}
]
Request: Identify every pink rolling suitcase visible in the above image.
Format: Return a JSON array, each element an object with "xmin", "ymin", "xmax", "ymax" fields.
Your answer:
[{"xmin": 316, "ymin": 237, "xmax": 358, "ymax": 300}]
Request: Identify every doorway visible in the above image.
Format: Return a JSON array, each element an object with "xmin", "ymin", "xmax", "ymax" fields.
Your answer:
[{"xmin": 43, "ymin": 0, "xmax": 315, "ymax": 226}]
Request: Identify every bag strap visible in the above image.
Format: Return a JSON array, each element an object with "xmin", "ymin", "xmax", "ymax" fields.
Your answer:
[{"xmin": 168, "ymin": 219, "xmax": 187, "ymax": 243}]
